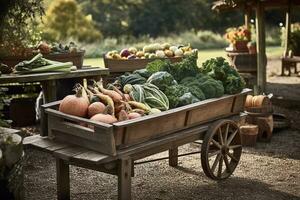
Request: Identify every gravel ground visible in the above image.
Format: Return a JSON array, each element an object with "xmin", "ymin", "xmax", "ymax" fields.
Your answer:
[
  {"xmin": 22, "ymin": 57, "xmax": 300, "ymax": 199},
  {"xmin": 24, "ymin": 127, "xmax": 300, "ymax": 200}
]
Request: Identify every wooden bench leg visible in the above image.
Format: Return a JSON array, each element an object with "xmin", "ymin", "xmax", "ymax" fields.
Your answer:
[
  {"xmin": 169, "ymin": 147, "xmax": 178, "ymax": 167},
  {"xmin": 56, "ymin": 158, "xmax": 70, "ymax": 200},
  {"xmin": 118, "ymin": 158, "xmax": 132, "ymax": 200}
]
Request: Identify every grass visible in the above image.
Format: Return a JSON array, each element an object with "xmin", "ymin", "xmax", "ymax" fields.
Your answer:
[{"xmin": 83, "ymin": 46, "xmax": 284, "ymax": 67}]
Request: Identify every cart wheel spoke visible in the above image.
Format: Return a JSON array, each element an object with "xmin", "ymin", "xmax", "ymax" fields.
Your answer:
[
  {"xmin": 223, "ymin": 154, "xmax": 231, "ymax": 172},
  {"xmin": 217, "ymin": 156, "xmax": 223, "ymax": 177},
  {"xmin": 218, "ymin": 128, "xmax": 224, "ymax": 145},
  {"xmin": 211, "ymin": 139, "xmax": 222, "ymax": 149},
  {"xmin": 208, "ymin": 150, "xmax": 221, "ymax": 158},
  {"xmin": 227, "ymin": 152, "xmax": 238, "ymax": 162},
  {"xmin": 227, "ymin": 130, "xmax": 238, "ymax": 145},
  {"xmin": 201, "ymin": 120, "xmax": 242, "ymax": 180},
  {"xmin": 224, "ymin": 123, "xmax": 229, "ymax": 144},
  {"xmin": 228, "ymin": 145, "xmax": 242, "ymax": 149},
  {"xmin": 211, "ymin": 153, "xmax": 222, "ymax": 173}
]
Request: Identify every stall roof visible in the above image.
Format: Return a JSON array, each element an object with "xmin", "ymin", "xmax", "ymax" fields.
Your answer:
[{"xmin": 212, "ymin": 0, "xmax": 300, "ymax": 11}]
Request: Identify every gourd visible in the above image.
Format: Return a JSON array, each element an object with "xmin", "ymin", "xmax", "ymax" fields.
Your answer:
[{"xmin": 143, "ymin": 83, "xmax": 169, "ymax": 111}]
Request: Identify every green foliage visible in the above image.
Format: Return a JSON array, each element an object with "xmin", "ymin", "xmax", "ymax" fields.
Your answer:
[
  {"xmin": 201, "ymin": 57, "xmax": 245, "ymax": 94},
  {"xmin": 42, "ymin": 0, "xmax": 102, "ymax": 43},
  {"xmin": 0, "ymin": 0, "xmax": 44, "ymax": 57},
  {"xmin": 147, "ymin": 72, "xmax": 177, "ymax": 91}
]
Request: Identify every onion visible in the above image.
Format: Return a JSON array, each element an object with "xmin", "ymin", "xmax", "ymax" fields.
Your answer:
[
  {"xmin": 88, "ymin": 102, "xmax": 106, "ymax": 118},
  {"xmin": 59, "ymin": 85, "xmax": 89, "ymax": 117},
  {"xmin": 128, "ymin": 112, "xmax": 142, "ymax": 119},
  {"xmin": 90, "ymin": 113, "xmax": 117, "ymax": 124}
]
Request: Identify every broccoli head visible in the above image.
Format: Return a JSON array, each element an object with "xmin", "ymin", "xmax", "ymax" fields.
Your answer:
[{"xmin": 164, "ymin": 84, "xmax": 190, "ymax": 108}]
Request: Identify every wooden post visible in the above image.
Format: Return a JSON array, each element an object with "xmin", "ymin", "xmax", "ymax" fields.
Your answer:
[
  {"xmin": 284, "ymin": 0, "xmax": 292, "ymax": 56},
  {"xmin": 169, "ymin": 148, "xmax": 178, "ymax": 167},
  {"xmin": 56, "ymin": 158, "xmax": 70, "ymax": 200},
  {"xmin": 255, "ymin": 1, "xmax": 266, "ymax": 94},
  {"xmin": 41, "ymin": 80, "xmax": 57, "ymax": 103},
  {"xmin": 118, "ymin": 158, "xmax": 132, "ymax": 200},
  {"xmin": 244, "ymin": 6, "xmax": 250, "ymax": 30}
]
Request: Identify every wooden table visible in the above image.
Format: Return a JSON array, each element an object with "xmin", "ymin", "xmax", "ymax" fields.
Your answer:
[
  {"xmin": 226, "ymin": 51, "xmax": 258, "ymax": 73},
  {"xmin": 281, "ymin": 56, "xmax": 300, "ymax": 76},
  {"xmin": 0, "ymin": 67, "xmax": 109, "ymax": 103}
]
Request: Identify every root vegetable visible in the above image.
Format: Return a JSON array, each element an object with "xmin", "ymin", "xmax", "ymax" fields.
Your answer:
[
  {"xmin": 128, "ymin": 101, "xmax": 151, "ymax": 112},
  {"xmin": 59, "ymin": 85, "xmax": 89, "ymax": 117},
  {"xmin": 90, "ymin": 113, "xmax": 117, "ymax": 124},
  {"xmin": 95, "ymin": 81, "xmax": 122, "ymax": 103},
  {"xmin": 88, "ymin": 102, "xmax": 106, "ymax": 117},
  {"xmin": 128, "ymin": 112, "xmax": 142, "ymax": 119},
  {"xmin": 124, "ymin": 94, "xmax": 131, "ymax": 101},
  {"xmin": 118, "ymin": 110, "xmax": 129, "ymax": 121},
  {"xmin": 96, "ymin": 93, "xmax": 115, "ymax": 116}
]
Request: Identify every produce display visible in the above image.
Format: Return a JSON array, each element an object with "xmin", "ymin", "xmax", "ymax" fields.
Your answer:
[
  {"xmin": 37, "ymin": 41, "xmax": 81, "ymax": 55},
  {"xmin": 105, "ymin": 43, "xmax": 197, "ymax": 60},
  {"xmin": 13, "ymin": 53, "xmax": 76, "ymax": 74},
  {"xmin": 59, "ymin": 53, "xmax": 246, "ymax": 124}
]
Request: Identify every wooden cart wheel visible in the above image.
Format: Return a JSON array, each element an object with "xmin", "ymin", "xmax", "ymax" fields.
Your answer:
[{"xmin": 201, "ymin": 119, "xmax": 242, "ymax": 180}]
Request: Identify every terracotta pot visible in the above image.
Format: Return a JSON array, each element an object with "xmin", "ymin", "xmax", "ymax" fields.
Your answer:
[{"xmin": 234, "ymin": 41, "xmax": 249, "ymax": 52}]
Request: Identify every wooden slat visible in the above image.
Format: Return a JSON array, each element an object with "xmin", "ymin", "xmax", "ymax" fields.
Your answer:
[
  {"xmin": 46, "ymin": 108, "xmax": 113, "ymax": 129},
  {"xmin": 0, "ymin": 68, "xmax": 109, "ymax": 84},
  {"xmin": 53, "ymin": 146, "xmax": 88, "ymax": 161},
  {"xmin": 56, "ymin": 158, "xmax": 70, "ymax": 200},
  {"xmin": 72, "ymin": 151, "xmax": 109, "ymax": 163}
]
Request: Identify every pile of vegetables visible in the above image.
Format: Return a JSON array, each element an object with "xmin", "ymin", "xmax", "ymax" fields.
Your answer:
[
  {"xmin": 105, "ymin": 43, "xmax": 197, "ymax": 60},
  {"xmin": 59, "ymin": 80, "xmax": 164, "ymax": 125},
  {"xmin": 37, "ymin": 41, "xmax": 80, "ymax": 55},
  {"xmin": 13, "ymin": 53, "xmax": 76, "ymax": 74},
  {"xmin": 59, "ymin": 54, "xmax": 246, "ymax": 124}
]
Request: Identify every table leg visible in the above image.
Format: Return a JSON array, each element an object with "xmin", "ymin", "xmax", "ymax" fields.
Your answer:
[
  {"xmin": 56, "ymin": 158, "xmax": 70, "ymax": 200},
  {"xmin": 41, "ymin": 80, "xmax": 57, "ymax": 103},
  {"xmin": 169, "ymin": 148, "xmax": 178, "ymax": 167},
  {"xmin": 118, "ymin": 158, "xmax": 132, "ymax": 200}
]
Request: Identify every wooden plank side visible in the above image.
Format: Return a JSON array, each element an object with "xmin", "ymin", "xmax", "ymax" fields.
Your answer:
[
  {"xmin": 51, "ymin": 130, "xmax": 116, "ymax": 156},
  {"xmin": 121, "ymin": 111, "xmax": 186, "ymax": 146},
  {"xmin": 187, "ymin": 97, "xmax": 233, "ymax": 125},
  {"xmin": 46, "ymin": 108, "xmax": 112, "ymax": 129},
  {"xmin": 232, "ymin": 95, "xmax": 247, "ymax": 113}
]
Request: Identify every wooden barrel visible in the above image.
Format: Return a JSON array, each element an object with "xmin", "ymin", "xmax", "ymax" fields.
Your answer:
[{"xmin": 240, "ymin": 124, "xmax": 259, "ymax": 146}]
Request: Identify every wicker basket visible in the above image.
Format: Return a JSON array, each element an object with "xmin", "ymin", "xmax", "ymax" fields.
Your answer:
[{"xmin": 103, "ymin": 56, "xmax": 183, "ymax": 73}]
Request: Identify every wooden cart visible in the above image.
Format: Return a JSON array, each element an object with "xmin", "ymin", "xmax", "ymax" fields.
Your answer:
[{"xmin": 24, "ymin": 89, "xmax": 251, "ymax": 200}]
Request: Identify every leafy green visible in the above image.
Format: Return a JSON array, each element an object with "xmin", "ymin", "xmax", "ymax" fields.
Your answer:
[
  {"xmin": 143, "ymin": 83, "xmax": 169, "ymax": 111},
  {"xmin": 133, "ymin": 69, "xmax": 152, "ymax": 79},
  {"xmin": 164, "ymin": 84, "xmax": 190, "ymax": 108},
  {"xmin": 163, "ymin": 52, "xmax": 199, "ymax": 81},
  {"xmin": 201, "ymin": 57, "xmax": 245, "ymax": 94},
  {"xmin": 147, "ymin": 71, "xmax": 177, "ymax": 91},
  {"xmin": 117, "ymin": 73, "xmax": 146, "ymax": 88},
  {"xmin": 145, "ymin": 52, "xmax": 199, "ymax": 82},
  {"xmin": 178, "ymin": 92, "xmax": 199, "ymax": 106},
  {"xmin": 146, "ymin": 59, "xmax": 169, "ymax": 74}
]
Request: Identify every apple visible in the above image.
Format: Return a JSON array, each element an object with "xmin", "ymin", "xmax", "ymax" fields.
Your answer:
[
  {"xmin": 120, "ymin": 49, "xmax": 130, "ymax": 57},
  {"xmin": 164, "ymin": 49, "xmax": 174, "ymax": 57},
  {"xmin": 128, "ymin": 47, "xmax": 137, "ymax": 54},
  {"xmin": 136, "ymin": 51, "xmax": 144, "ymax": 57}
]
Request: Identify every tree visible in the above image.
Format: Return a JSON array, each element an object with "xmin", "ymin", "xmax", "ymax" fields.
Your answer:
[{"xmin": 42, "ymin": 0, "xmax": 102, "ymax": 43}]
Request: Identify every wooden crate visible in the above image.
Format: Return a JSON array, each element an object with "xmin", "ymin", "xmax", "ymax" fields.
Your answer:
[
  {"xmin": 42, "ymin": 89, "xmax": 251, "ymax": 156},
  {"xmin": 103, "ymin": 56, "xmax": 183, "ymax": 73}
]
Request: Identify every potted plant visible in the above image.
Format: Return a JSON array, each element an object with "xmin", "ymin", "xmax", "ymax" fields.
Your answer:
[{"xmin": 225, "ymin": 26, "xmax": 251, "ymax": 52}]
